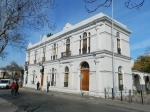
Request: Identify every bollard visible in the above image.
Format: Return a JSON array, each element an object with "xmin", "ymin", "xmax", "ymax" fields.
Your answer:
[
  {"xmin": 129, "ymin": 90, "xmax": 131, "ymax": 103},
  {"xmin": 104, "ymin": 88, "xmax": 106, "ymax": 99},
  {"xmin": 140, "ymin": 90, "xmax": 143, "ymax": 104},
  {"xmin": 121, "ymin": 90, "xmax": 123, "ymax": 101}
]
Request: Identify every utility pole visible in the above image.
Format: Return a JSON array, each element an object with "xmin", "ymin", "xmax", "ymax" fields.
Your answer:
[{"xmin": 111, "ymin": 0, "xmax": 115, "ymax": 99}]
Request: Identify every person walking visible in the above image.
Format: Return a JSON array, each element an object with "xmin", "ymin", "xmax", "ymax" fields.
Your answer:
[
  {"xmin": 37, "ymin": 81, "xmax": 40, "ymax": 90},
  {"xmin": 10, "ymin": 82, "xmax": 15, "ymax": 94},
  {"xmin": 15, "ymin": 82, "xmax": 19, "ymax": 95},
  {"xmin": 47, "ymin": 81, "xmax": 50, "ymax": 92}
]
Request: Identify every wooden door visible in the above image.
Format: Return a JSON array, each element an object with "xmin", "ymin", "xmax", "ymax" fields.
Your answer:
[
  {"xmin": 41, "ymin": 73, "xmax": 44, "ymax": 86},
  {"xmin": 81, "ymin": 70, "xmax": 89, "ymax": 91}
]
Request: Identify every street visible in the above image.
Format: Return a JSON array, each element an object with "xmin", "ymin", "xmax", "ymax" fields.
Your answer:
[{"xmin": 0, "ymin": 89, "xmax": 137, "ymax": 112}]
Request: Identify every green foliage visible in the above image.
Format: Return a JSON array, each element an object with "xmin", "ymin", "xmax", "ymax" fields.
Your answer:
[
  {"xmin": 132, "ymin": 55, "xmax": 150, "ymax": 73},
  {"xmin": 47, "ymin": 33, "xmax": 53, "ymax": 37}
]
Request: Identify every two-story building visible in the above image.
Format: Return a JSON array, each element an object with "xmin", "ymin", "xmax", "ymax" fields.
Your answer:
[{"xmin": 23, "ymin": 13, "xmax": 132, "ymax": 97}]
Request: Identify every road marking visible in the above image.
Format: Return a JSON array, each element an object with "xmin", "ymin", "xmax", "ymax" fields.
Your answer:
[{"xmin": 19, "ymin": 88, "xmax": 25, "ymax": 90}]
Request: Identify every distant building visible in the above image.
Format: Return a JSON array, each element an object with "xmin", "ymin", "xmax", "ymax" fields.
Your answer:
[
  {"xmin": 0, "ymin": 70, "xmax": 5, "ymax": 79},
  {"xmin": 24, "ymin": 13, "xmax": 132, "ymax": 97}
]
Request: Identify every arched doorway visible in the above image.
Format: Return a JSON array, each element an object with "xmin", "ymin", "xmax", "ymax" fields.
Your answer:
[
  {"xmin": 40, "ymin": 66, "xmax": 44, "ymax": 86},
  {"xmin": 118, "ymin": 66, "xmax": 123, "ymax": 90},
  {"xmin": 64, "ymin": 66, "xmax": 69, "ymax": 87},
  {"xmin": 51, "ymin": 68, "xmax": 55, "ymax": 86},
  {"xmin": 80, "ymin": 61, "xmax": 89, "ymax": 91},
  {"xmin": 133, "ymin": 74, "xmax": 141, "ymax": 92},
  {"xmin": 145, "ymin": 76, "xmax": 150, "ymax": 93},
  {"xmin": 25, "ymin": 75, "xmax": 28, "ymax": 84}
]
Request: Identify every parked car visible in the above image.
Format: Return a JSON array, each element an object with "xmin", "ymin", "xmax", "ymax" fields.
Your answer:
[{"xmin": 0, "ymin": 79, "xmax": 13, "ymax": 89}]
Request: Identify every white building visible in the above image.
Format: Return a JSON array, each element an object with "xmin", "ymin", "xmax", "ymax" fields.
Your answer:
[{"xmin": 23, "ymin": 13, "xmax": 132, "ymax": 97}]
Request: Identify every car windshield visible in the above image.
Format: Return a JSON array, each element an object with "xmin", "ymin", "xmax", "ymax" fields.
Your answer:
[{"xmin": 0, "ymin": 80, "xmax": 9, "ymax": 83}]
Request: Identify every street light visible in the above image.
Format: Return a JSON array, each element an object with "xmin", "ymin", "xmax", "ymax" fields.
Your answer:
[{"xmin": 111, "ymin": 0, "xmax": 115, "ymax": 99}]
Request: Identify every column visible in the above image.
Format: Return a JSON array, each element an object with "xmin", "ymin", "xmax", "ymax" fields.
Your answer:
[
  {"xmin": 96, "ymin": 25, "xmax": 100, "ymax": 50},
  {"xmin": 94, "ymin": 59, "xmax": 100, "ymax": 96}
]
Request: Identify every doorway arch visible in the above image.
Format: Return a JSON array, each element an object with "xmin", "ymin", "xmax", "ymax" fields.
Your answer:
[
  {"xmin": 133, "ymin": 74, "xmax": 141, "ymax": 92},
  {"xmin": 80, "ymin": 61, "xmax": 89, "ymax": 91},
  {"xmin": 64, "ymin": 66, "xmax": 69, "ymax": 87}
]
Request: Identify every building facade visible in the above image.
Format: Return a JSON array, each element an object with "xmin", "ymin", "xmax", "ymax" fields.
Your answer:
[{"xmin": 24, "ymin": 13, "xmax": 132, "ymax": 97}]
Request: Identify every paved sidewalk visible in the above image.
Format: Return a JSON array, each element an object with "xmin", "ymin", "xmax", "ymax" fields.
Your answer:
[
  {"xmin": 21, "ymin": 87, "xmax": 150, "ymax": 112},
  {"xmin": 0, "ymin": 98, "xmax": 26, "ymax": 112}
]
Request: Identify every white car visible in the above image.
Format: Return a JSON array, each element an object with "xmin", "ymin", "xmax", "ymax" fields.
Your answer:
[{"xmin": 0, "ymin": 79, "xmax": 13, "ymax": 89}]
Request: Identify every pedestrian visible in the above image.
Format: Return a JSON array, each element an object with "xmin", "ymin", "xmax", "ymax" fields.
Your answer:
[
  {"xmin": 37, "ymin": 81, "xmax": 40, "ymax": 90},
  {"xmin": 10, "ymin": 82, "xmax": 15, "ymax": 94},
  {"xmin": 47, "ymin": 81, "xmax": 50, "ymax": 92},
  {"xmin": 15, "ymin": 82, "xmax": 19, "ymax": 95}
]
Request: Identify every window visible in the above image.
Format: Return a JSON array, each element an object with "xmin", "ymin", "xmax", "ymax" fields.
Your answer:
[
  {"xmin": 53, "ymin": 44, "xmax": 56, "ymax": 60},
  {"xmin": 28, "ymin": 52, "xmax": 30, "ymax": 64},
  {"xmin": 118, "ymin": 66, "xmax": 123, "ymax": 90},
  {"xmin": 82, "ymin": 32, "xmax": 87, "ymax": 54},
  {"xmin": 57, "ymin": 44, "xmax": 58, "ymax": 59},
  {"xmin": 64, "ymin": 66, "xmax": 69, "ymax": 87},
  {"xmin": 117, "ymin": 38, "xmax": 121, "ymax": 54},
  {"xmin": 66, "ymin": 38, "xmax": 70, "ymax": 56},
  {"xmin": 34, "ymin": 51, "xmax": 37, "ymax": 64},
  {"xmin": 88, "ymin": 32, "xmax": 91, "ymax": 53},
  {"xmin": 116, "ymin": 32, "xmax": 120, "ymax": 37},
  {"xmin": 79, "ymin": 36, "xmax": 81, "ymax": 54}
]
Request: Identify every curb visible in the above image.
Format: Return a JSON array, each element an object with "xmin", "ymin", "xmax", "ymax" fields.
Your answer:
[
  {"xmin": 21, "ymin": 87, "xmax": 150, "ymax": 112},
  {"xmin": 103, "ymin": 103, "xmax": 149, "ymax": 112}
]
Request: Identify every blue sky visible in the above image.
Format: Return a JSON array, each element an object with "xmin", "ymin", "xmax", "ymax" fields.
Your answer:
[{"xmin": 0, "ymin": 0, "xmax": 150, "ymax": 67}]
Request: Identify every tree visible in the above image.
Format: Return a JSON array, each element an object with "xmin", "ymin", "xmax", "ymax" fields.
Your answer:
[
  {"xmin": 132, "ymin": 55, "xmax": 150, "ymax": 73},
  {"xmin": 1, "ymin": 61, "xmax": 24, "ymax": 79},
  {"xmin": 47, "ymin": 33, "xmax": 53, "ymax": 37},
  {"xmin": 84, "ymin": 0, "xmax": 145, "ymax": 13},
  {"xmin": 0, "ymin": 0, "xmax": 56, "ymax": 59}
]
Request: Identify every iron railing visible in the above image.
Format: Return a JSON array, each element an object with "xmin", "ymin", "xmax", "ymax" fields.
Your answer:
[{"xmin": 104, "ymin": 86, "xmax": 150, "ymax": 104}]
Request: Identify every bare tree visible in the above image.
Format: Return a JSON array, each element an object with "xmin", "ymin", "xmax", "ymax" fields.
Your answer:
[
  {"xmin": 0, "ymin": 0, "xmax": 56, "ymax": 59},
  {"xmin": 84, "ymin": 0, "xmax": 145, "ymax": 13},
  {"xmin": 1, "ymin": 61, "xmax": 24, "ymax": 79}
]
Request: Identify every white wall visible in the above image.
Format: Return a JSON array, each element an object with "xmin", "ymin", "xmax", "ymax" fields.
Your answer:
[{"xmin": 24, "ymin": 13, "xmax": 132, "ymax": 97}]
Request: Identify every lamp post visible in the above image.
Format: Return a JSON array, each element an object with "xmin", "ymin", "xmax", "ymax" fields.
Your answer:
[{"xmin": 111, "ymin": 0, "xmax": 115, "ymax": 99}]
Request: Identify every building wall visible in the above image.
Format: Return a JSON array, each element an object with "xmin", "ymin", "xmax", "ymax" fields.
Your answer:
[{"xmin": 24, "ymin": 13, "xmax": 132, "ymax": 97}]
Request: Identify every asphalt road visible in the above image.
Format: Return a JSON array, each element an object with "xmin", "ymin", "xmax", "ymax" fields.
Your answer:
[{"xmin": 0, "ymin": 89, "xmax": 137, "ymax": 112}]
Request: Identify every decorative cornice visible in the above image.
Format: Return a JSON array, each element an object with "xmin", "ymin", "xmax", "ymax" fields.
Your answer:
[
  {"xmin": 26, "ymin": 50, "xmax": 131, "ymax": 66},
  {"xmin": 27, "ymin": 13, "xmax": 131, "ymax": 51}
]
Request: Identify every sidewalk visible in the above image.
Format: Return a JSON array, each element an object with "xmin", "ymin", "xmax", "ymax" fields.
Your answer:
[
  {"xmin": 22, "ymin": 87, "xmax": 150, "ymax": 112},
  {"xmin": 0, "ymin": 98, "xmax": 26, "ymax": 112}
]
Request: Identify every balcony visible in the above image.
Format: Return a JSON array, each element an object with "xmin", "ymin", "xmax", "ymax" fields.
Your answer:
[
  {"xmin": 34, "ymin": 60, "xmax": 36, "ymax": 64},
  {"xmin": 117, "ymin": 48, "xmax": 121, "ymax": 54},
  {"xmin": 25, "ymin": 66, "xmax": 28, "ymax": 71},
  {"xmin": 42, "ymin": 57, "xmax": 46, "ymax": 62},
  {"xmin": 25, "ymin": 61, "xmax": 29, "ymax": 65},
  {"xmin": 79, "ymin": 49, "xmax": 81, "ymax": 54},
  {"xmin": 61, "ymin": 51, "xmax": 71, "ymax": 58},
  {"xmin": 88, "ymin": 47, "xmax": 90, "ymax": 53},
  {"xmin": 82, "ymin": 47, "xmax": 87, "ymax": 54},
  {"xmin": 31, "ymin": 81, "xmax": 35, "ymax": 84},
  {"xmin": 119, "ymin": 85, "xmax": 124, "ymax": 91}
]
